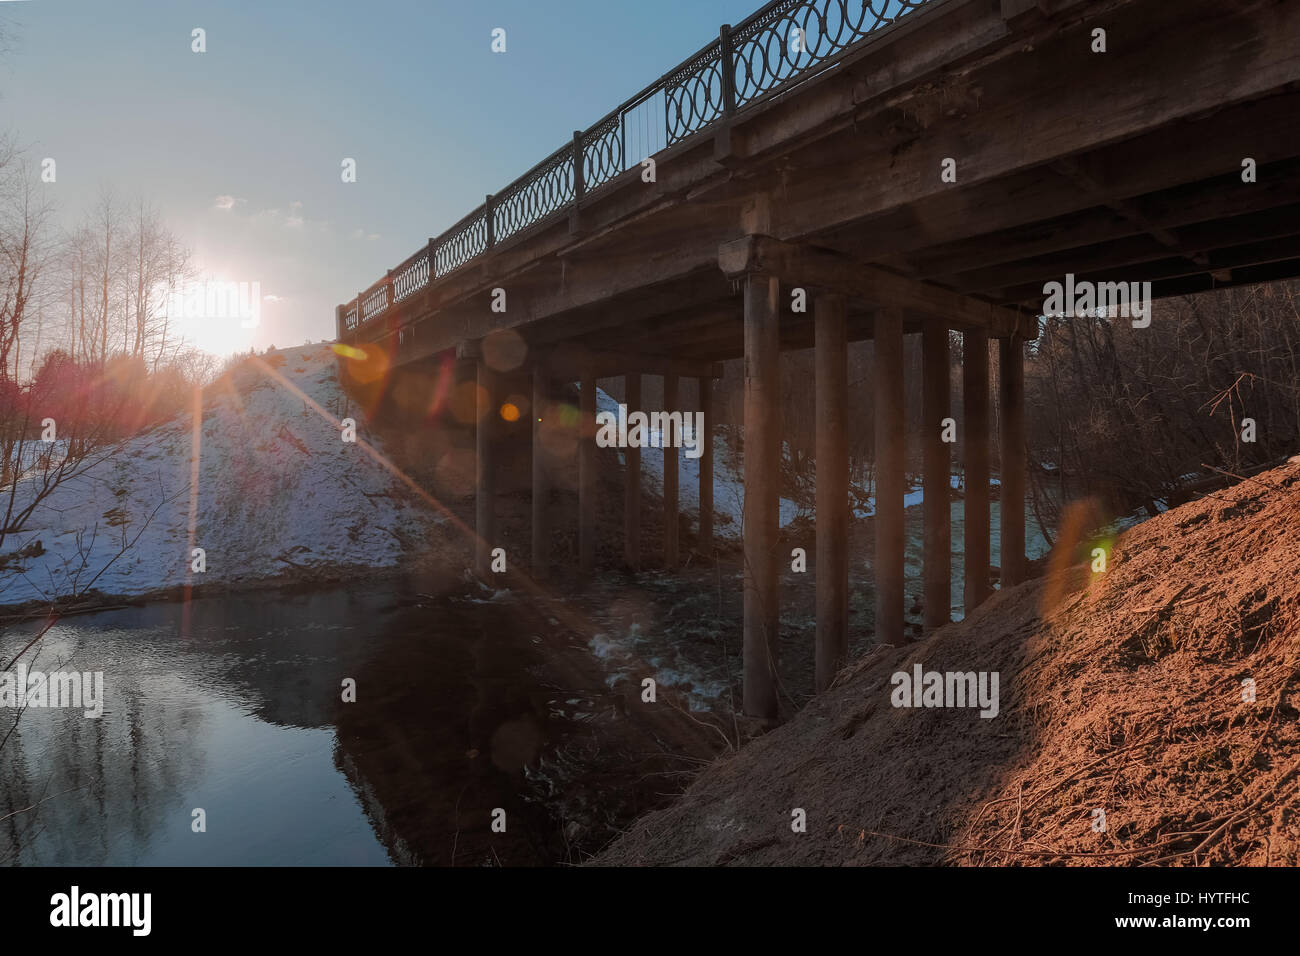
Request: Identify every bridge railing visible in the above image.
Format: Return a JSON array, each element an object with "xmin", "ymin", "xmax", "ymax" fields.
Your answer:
[{"xmin": 337, "ymin": 0, "xmax": 932, "ymax": 341}]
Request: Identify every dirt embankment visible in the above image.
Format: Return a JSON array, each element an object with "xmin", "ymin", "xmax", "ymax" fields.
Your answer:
[{"xmin": 596, "ymin": 458, "xmax": 1300, "ymax": 866}]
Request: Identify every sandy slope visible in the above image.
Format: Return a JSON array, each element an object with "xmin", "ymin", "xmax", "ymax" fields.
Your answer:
[
  {"xmin": 596, "ymin": 457, "xmax": 1300, "ymax": 866},
  {"xmin": 0, "ymin": 345, "xmax": 447, "ymax": 607}
]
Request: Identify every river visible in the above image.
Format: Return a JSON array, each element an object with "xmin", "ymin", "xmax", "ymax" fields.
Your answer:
[
  {"xmin": 0, "ymin": 584, "xmax": 686, "ymax": 866},
  {"xmin": 0, "ymin": 495, "xmax": 1056, "ymax": 866}
]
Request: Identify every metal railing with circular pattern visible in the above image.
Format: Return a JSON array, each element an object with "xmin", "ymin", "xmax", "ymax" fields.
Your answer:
[
  {"xmin": 339, "ymin": 0, "xmax": 934, "ymax": 340},
  {"xmin": 392, "ymin": 248, "xmax": 431, "ymax": 303},
  {"xmin": 494, "ymin": 145, "xmax": 575, "ymax": 244}
]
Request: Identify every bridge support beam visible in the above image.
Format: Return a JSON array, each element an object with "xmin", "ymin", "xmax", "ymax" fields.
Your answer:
[
  {"xmin": 963, "ymin": 330, "xmax": 992, "ymax": 612},
  {"xmin": 579, "ymin": 364, "xmax": 596, "ymax": 578},
  {"xmin": 624, "ymin": 373, "xmax": 642, "ymax": 571},
  {"xmin": 698, "ymin": 375, "xmax": 714, "ymax": 559},
  {"xmin": 664, "ymin": 373, "xmax": 680, "ymax": 570},
  {"xmin": 874, "ymin": 306, "xmax": 905, "ymax": 644},
  {"xmin": 922, "ymin": 320, "xmax": 951, "ymax": 632},
  {"xmin": 815, "ymin": 294, "xmax": 849, "ymax": 692},
  {"xmin": 475, "ymin": 358, "xmax": 496, "ymax": 580},
  {"xmin": 743, "ymin": 273, "xmax": 781, "ymax": 722},
  {"xmin": 532, "ymin": 360, "xmax": 551, "ymax": 580},
  {"xmin": 999, "ymin": 335, "xmax": 1026, "ymax": 588}
]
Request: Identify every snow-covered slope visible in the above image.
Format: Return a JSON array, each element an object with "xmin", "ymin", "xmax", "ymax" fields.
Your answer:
[
  {"xmin": 0, "ymin": 345, "xmax": 441, "ymax": 606},
  {"xmin": 593, "ymin": 386, "xmax": 802, "ymax": 538},
  {"xmin": 3, "ymin": 356, "xmax": 1015, "ymax": 609}
]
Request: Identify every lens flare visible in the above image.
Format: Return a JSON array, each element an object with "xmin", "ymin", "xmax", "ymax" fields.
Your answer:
[{"xmin": 330, "ymin": 343, "xmax": 367, "ymax": 361}]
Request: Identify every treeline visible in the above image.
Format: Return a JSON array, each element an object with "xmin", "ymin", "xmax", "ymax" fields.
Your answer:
[
  {"xmin": 1026, "ymin": 281, "xmax": 1300, "ymax": 524},
  {"xmin": 1, "ymin": 135, "xmax": 223, "ymax": 546},
  {"xmin": 1, "ymin": 137, "xmax": 217, "ymax": 447}
]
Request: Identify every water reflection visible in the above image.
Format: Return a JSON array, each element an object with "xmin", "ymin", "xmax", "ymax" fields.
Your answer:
[
  {"xmin": 0, "ymin": 586, "xmax": 641, "ymax": 866},
  {"xmin": 0, "ymin": 501, "xmax": 1039, "ymax": 865}
]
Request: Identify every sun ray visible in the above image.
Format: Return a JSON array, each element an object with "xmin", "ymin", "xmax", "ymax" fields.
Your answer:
[
  {"xmin": 180, "ymin": 384, "xmax": 203, "ymax": 640},
  {"xmin": 247, "ymin": 354, "xmax": 606, "ymax": 639}
]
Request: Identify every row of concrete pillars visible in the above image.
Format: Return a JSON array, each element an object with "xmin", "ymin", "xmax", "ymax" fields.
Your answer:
[
  {"xmin": 472, "ymin": 361, "xmax": 717, "ymax": 581},
  {"xmin": 740, "ymin": 275, "xmax": 1027, "ymax": 721},
  {"xmin": 469, "ymin": 274, "xmax": 1026, "ymax": 724}
]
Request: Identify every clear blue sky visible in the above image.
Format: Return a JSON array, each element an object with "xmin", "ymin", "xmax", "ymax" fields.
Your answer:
[{"xmin": 0, "ymin": 0, "xmax": 761, "ymax": 355}]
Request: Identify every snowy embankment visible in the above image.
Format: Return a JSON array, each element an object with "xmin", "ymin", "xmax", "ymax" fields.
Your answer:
[
  {"xmin": 0, "ymin": 344, "xmax": 442, "ymax": 608},
  {"xmin": 594, "ymin": 387, "xmax": 801, "ymax": 538},
  {"xmin": 1, "ymin": 362, "xmax": 1006, "ymax": 611}
]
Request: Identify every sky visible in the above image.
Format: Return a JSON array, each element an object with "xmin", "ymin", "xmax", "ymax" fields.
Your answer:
[{"xmin": 0, "ymin": 0, "xmax": 761, "ymax": 357}]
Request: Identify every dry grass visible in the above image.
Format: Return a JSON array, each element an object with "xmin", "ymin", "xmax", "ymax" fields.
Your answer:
[{"xmin": 595, "ymin": 458, "xmax": 1300, "ymax": 866}]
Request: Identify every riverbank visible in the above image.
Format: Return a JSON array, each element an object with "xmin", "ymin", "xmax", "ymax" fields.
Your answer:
[
  {"xmin": 594, "ymin": 457, "xmax": 1300, "ymax": 865},
  {"xmin": 1, "ymin": 340, "xmax": 1093, "ymax": 866},
  {"xmin": 0, "ymin": 344, "xmax": 469, "ymax": 611},
  {"xmin": 0, "ymin": 581, "xmax": 725, "ymax": 865}
]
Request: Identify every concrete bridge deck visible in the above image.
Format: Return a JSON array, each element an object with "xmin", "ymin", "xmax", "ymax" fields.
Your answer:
[{"xmin": 335, "ymin": 0, "xmax": 1300, "ymax": 721}]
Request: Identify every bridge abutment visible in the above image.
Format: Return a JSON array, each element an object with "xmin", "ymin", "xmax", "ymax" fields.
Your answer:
[
  {"xmin": 814, "ymin": 294, "xmax": 849, "ymax": 693},
  {"xmin": 454, "ymin": 237, "xmax": 1031, "ymax": 725},
  {"xmin": 475, "ymin": 357, "xmax": 497, "ymax": 580},
  {"xmin": 922, "ymin": 319, "xmax": 952, "ymax": 632},
  {"xmin": 963, "ymin": 329, "xmax": 992, "ymax": 612},
  {"xmin": 531, "ymin": 359, "xmax": 552, "ymax": 580},
  {"xmin": 578, "ymin": 363, "xmax": 597, "ymax": 579},
  {"xmin": 623, "ymin": 372, "xmax": 642, "ymax": 571},
  {"xmin": 663, "ymin": 373, "xmax": 680, "ymax": 570},
  {"xmin": 874, "ymin": 307, "xmax": 907, "ymax": 647},
  {"xmin": 999, "ymin": 335, "xmax": 1026, "ymax": 587},
  {"xmin": 698, "ymin": 375, "xmax": 714, "ymax": 560},
  {"xmin": 742, "ymin": 272, "xmax": 783, "ymax": 723}
]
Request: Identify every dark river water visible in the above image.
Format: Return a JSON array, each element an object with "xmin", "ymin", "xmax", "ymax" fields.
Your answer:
[
  {"xmin": 0, "ymin": 496, "xmax": 1058, "ymax": 867},
  {"xmin": 0, "ymin": 585, "xmax": 665, "ymax": 866}
]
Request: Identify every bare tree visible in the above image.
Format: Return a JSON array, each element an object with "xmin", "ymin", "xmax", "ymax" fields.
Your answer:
[
  {"xmin": 1025, "ymin": 282, "xmax": 1300, "ymax": 524},
  {"xmin": 89, "ymin": 188, "xmax": 121, "ymax": 367},
  {"xmin": 0, "ymin": 158, "xmax": 52, "ymax": 384}
]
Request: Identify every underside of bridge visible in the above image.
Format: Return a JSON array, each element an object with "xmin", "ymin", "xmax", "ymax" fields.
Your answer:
[{"xmin": 337, "ymin": 0, "xmax": 1300, "ymax": 722}]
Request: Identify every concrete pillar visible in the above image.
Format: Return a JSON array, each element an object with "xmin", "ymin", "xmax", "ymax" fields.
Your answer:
[
  {"xmin": 922, "ymin": 320, "xmax": 951, "ymax": 631},
  {"xmin": 579, "ymin": 365, "xmax": 596, "ymax": 577},
  {"xmin": 963, "ymin": 330, "xmax": 991, "ymax": 612},
  {"xmin": 663, "ymin": 373, "xmax": 680, "ymax": 569},
  {"xmin": 624, "ymin": 372, "xmax": 642, "ymax": 571},
  {"xmin": 531, "ymin": 360, "xmax": 550, "ymax": 579},
  {"xmin": 698, "ymin": 376, "xmax": 714, "ymax": 558},
  {"xmin": 874, "ymin": 307, "xmax": 905, "ymax": 644},
  {"xmin": 743, "ymin": 273, "xmax": 781, "ymax": 721},
  {"xmin": 815, "ymin": 294, "xmax": 849, "ymax": 692},
  {"xmin": 475, "ymin": 358, "xmax": 496, "ymax": 579},
  {"xmin": 999, "ymin": 335, "xmax": 1026, "ymax": 587}
]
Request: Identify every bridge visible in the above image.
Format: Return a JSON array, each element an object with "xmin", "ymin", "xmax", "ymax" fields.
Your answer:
[{"xmin": 334, "ymin": 0, "xmax": 1300, "ymax": 722}]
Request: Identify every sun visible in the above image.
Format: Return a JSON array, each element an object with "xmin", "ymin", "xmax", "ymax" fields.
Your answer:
[{"xmin": 160, "ymin": 276, "xmax": 263, "ymax": 356}]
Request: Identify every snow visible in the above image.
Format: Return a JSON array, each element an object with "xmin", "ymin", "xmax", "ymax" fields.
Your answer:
[
  {"xmin": 587, "ymin": 624, "xmax": 729, "ymax": 712},
  {"xmin": 5, "ymin": 438, "xmax": 69, "ymax": 480},
  {"xmin": 2, "ymin": 358, "xmax": 1045, "ymax": 612},
  {"xmin": 0, "ymin": 344, "xmax": 441, "ymax": 606},
  {"xmin": 851, "ymin": 470, "xmax": 984, "ymax": 518},
  {"xmin": 592, "ymin": 386, "xmax": 802, "ymax": 539},
  {"xmin": 589, "ymin": 387, "xmax": 1009, "ymax": 530}
]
